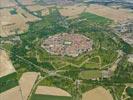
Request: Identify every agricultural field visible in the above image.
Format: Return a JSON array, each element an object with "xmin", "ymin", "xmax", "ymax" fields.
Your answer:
[
  {"xmin": 1, "ymin": 1, "xmax": 133, "ymax": 100},
  {"xmin": 82, "ymin": 86, "xmax": 113, "ymax": 100},
  {"xmin": 0, "ymin": 72, "xmax": 18, "ymax": 93},
  {"xmin": 19, "ymin": 72, "xmax": 39, "ymax": 100},
  {"xmin": 0, "ymin": 86, "xmax": 22, "ymax": 100},
  {"xmin": 85, "ymin": 4, "xmax": 133, "ymax": 22},
  {"xmin": 59, "ymin": 4, "xmax": 86, "ymax": 18},
  {"xmin": 35, "ymin": 86, "xmax": 71, "ymax": 97},
  {"xmin": 0, "ymin": 50, "xmax": 16, "ymax": 77},
  {"xmin": 58, "ymin": 4, "xmax": 133, "ymax": 22},
  {"xmin": 17, "ymin": 0, "xmax": 35, "ymax": 5},
  {"xmin": 31, "ymin": 86, "xmax": 72, "ymax": 100},
  {"xmin": 26, "ymin": 4, "xmax": 53, "ymax": 16},
  {"xmin": 31, "ymin": 94, "xmax": 72, "ymax": 100},
  {"xmin": 0, "ymin": 7, "xmax": 40, "ymax": 37},
  {"xmin": 0, "ymin": 0, "xmax": 17, "ymax": 8}
]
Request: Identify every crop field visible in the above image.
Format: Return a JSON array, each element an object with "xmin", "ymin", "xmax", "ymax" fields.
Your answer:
[
  {"xmin": 59, "ymin": 4, "xmax": 86, "ymax": 18},
  {"xmin": 17, "ymin": 7, "xmax": 41, "ymax": 22},
  {"xmin": 0, "ymin": 86, "xmax": 22, "ymax": 100},
  {"xmin": 0, "ymin": 72, "xmax": 18, "ymax": 93},
  {"xmin": 0, "ymin": 8, "xmax": 28, "ymax": 37},
  {"xmin": 35, "ymin": 86, "xmax": 71, "ymax": 97},
  {"xmin": 82, "ymin": 86, "xmax": 113, "ymax": 100},
  {"xmin": 85, "ymin": 4, "xmax": 133, "ymax": 22},
  {"xmin": 0, "ymin": 0, "xmax": 17, "ymax": 8},
  {"xmin": 19, "ymin": 72, "xmax": 39, "ymax": 100},
  {"xmin": 79, "ymin": 12, "xmax": 112, "ymax": 25},
  {"xmin": 58, "ymin": 4, "xmax": 133, "ymax": 22},
  {"xmin": 0, "ymin": 50, "xmax": 16, "ymax": 77},
  {"xmin": 0, "ymin": 5, "xmax": 41, "ymax": 37},
  {"xmin": 25, "ymin": 5, "xmax": 56, "ymax": 16},
  {"xmin": 18, "ymin": 0, "xmax": 35, "ymax": 5},
  {"xmin": 26, "ymin": 5, "xmax": 46, "ymax": 12},
  {"xmin": 31, "ymin": 94, "xmax": 72, "ymax": 100}
]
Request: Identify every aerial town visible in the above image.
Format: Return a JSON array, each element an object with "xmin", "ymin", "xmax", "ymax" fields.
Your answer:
[
  {"xmin": 42, "ymin": 33, "xmax": 93, "ymax": 57},
  {"xmin": 0, "ymin": 0, "xmax": 133, "ymax": 100}
]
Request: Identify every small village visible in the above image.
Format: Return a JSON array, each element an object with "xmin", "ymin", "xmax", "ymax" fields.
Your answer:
[{"xmin": 42, "ymin": 33, "xmax": 93, "ymax": 57}]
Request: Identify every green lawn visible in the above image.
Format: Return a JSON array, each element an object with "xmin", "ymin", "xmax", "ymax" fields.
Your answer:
[
  {"xmin": 82, "ymin": 62, "xmax": 100, "ymax": 69},
  {"xmin": 79, "ymin": 70, "xmax": 102, "ymax": 79}
]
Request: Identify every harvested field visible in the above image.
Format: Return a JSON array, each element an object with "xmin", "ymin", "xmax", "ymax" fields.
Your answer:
[
  {"xmin": 26, "ymin": 5, "xmax": 51, "ymax": 16},
  {"xmin": 82, "ymin": 86, "xmax": 113, "ymax": 100},
  {"xmin": 59, "ymin": 4, "xmax": 86, "ymax": 18},
  {"xmin": 85, "ymin": 4, "xmax": 133, "ymax": 22},
  {"xmin": 0, "ymin": 86, "xmax": 22, "ymax": 100},
  {"xmin": 17, "ymin": 7, "xmax": 41, "ymax": 22},
  {"xmin": 0, "ymin": 50, "xmax": 15, "ymax": 77},
  {"xmin": 128, "ymin": 54, "xmax": 133, "ymax": 63},
  {"xmin": 0, "ymin": 7, "xmax": 40, "ymax": 37},
  {"xmin": 18, "ymin": 0, "xmax": 35, "ymax": 5},
  {"xmin": 35, "ymin": 86, "xmax": 71, "ymax": 97},
  {"xmin": 26, "ymin": 5, "xmax": 44, "ymax": 11},
  {"xmin": 0, "ymin": 0, "xmax": 17, "ymax": 8},
  {"xmin": 26, "ymin": 5, "xmax": 53, "ymax": 12},
  {"xmin": 0, "ymin": 8, "xmax": 28, "ymax": 37},
  {"xmin": 19, "ymin": 72, "xmax": 40, "ymax": 100}
]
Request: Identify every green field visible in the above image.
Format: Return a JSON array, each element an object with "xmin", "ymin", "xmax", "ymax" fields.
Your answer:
[
  {"xmin": 82, "ymin": 62, "xmax": 100, "ymax": 69},
  {"xmin": 0, "ymin": 72, "xmax": 18, "ymax": 93},
  {"xmin": 79, "ymin": 12, "xmax": 112, "ymax": 25},
  {"xmin": 126, "ymin": 87, "xmax": 133, "ymax": 97},
  {"xmin": 79, "ymin": 70, "xmax": 101, "ymax": 79},
  {"xmin": 31, "ymin": 94, "xmax": 72, "ymax": 100}
]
